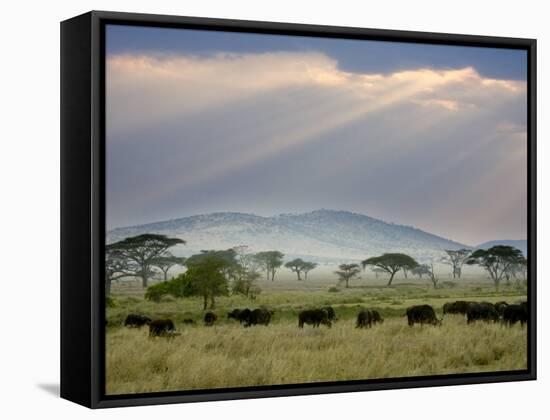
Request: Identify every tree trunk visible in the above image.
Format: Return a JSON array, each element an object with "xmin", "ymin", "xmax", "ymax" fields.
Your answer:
[
  {"xmin": 345, "ymin": 278, "xmax": 349, "ymax": 288},
  {"xmin": 271, "ymin": 269, "xmax": 275, "ymax": 282},
  {"xmin": 203, "ymin": 295, "xmax": 208, "ymax": 310},
  {"xmin": 141, "ymin": 272, "xmax": 148, "ymax": 288},
  {"xmin": 430, "ymin": 264, "xmax": 438, "ymax": 288},
  {"xmin": 163, "ymin": 269, "xmax": 168, "ymax": 282},
  {"xmin": 210, "ymin": 295, "xmax": 216, "ymax": 309},
  {"xmin": 105, "ymin": 279, "xmax": 111, "ymax": 296},
  {"xmin": 297, "ymin": 271, "xmax": 302, "ymax": 281},
  {"xmin": 387, "ymin": 272, "xmax": 396, "ymax": 287}
]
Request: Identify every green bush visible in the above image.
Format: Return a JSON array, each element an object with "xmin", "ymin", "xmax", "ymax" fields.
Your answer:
[
  {"xmin": 168, "ymin": 273, "xmax": 198, "ymax": 297},
  {"xmin": 105, "ymin": 296, "xmax": 118, "ymax": 308},
  {"xmin": 328, "ymin": 286, "xmax": 340, "ymax": 293},
  {"xmin": 145, "ymin": 272, "xmax": 198, "ymax": 302},
  {"xmin": 145, "ymin": 281, "xmax": 171, "ymax": 302}
]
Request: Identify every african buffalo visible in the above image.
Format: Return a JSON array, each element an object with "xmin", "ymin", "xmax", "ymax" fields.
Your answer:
[
  {"xmin": 204, "ymin": 312, "xmax": 218, "ymax": 326},
  {"xmin": 322, "ymin": 306, "xmax": 338, "ymax": 321},
  {"xmin": 227, "ymin": 309, "xmax": 242, "ymax": 320},
  {"xmin": 148, "ymin": 319, "xmax": 176, "ymax": 337},
  {"xmin": 494, "ymin": 301, "xmax": 509, "ymax": 317},
  {"xmin": 371, "ymin": 310, "xmax": 384, "ymax": 324},
  {"xmin": 502, "ymin": 304, "xmax": 528, "ymax": 326},
  {"xmin": 247, "ymin": 308, "xmax": 274, "ymax": 326},
  {"xmin": 227, "ymin": 308, "xmax": 252, "ymax": 324},
  {"xmin": 466, "ymin": 302, "xmax": 499, "ymax": 324},
  {"xmin": 443, "ymin": 301, "xmax": 469, "ymax": 315},
  {"xmin": 519, "ymin": 301, "xmax": 528, "ymax": 310},
  {"xmin": 356, "ymin": 309, "xmax": 384, "ymax": 328},
  {"xmin": 298, "ymin": 309, "xmax": 332, "ymax": 328},
  {"xmin": 406, "ymin": 305, "xmax": 441, "ymax": 326},
  {"xmin": 124, "ymin": 314, "xmax": 152, "ymax": 328}
]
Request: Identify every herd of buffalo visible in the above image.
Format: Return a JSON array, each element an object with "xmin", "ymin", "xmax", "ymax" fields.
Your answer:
[{"xmin": 122, "ymin": 300, "xmax": 528, "ymax": 338}]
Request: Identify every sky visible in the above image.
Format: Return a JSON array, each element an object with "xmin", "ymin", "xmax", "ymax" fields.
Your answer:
[{"xmin": 105, "ymin": 24, "xmax": 528, "ymax": 246}]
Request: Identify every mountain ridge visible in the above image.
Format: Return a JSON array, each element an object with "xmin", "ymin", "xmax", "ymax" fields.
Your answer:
[{"xmin": 107, "ymin": 209, "xmax": 475, "ymax": 264}]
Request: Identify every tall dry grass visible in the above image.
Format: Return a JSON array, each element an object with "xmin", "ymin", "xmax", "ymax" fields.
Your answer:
[{"xmin": 106, "ymin": 315, "xmax": 527, "ymax": 395}]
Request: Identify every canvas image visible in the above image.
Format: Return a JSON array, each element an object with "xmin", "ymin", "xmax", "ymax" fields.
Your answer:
[{"xmin": 104, "ymin": 24, "xmax": 529, "ymax": 395}]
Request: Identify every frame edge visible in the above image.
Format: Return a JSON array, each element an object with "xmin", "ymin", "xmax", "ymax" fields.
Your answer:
[{"xmin": 60, "ymin": 11, "xmax": 94, "ymax": 408}]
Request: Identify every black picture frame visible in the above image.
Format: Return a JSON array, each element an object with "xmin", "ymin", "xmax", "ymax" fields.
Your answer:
[{"xmin": 60, "ymin": 10, "xmax": 537, "ymax": 409}]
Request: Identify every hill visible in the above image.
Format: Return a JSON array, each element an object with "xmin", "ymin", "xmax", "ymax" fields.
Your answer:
[{"xmin": 107, "ymin": 209, "xmax": 469, "ymax": 265}]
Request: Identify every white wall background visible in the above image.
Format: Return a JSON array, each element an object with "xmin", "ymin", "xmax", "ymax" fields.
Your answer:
[{"xmin": 0, "ymin": 0, "xmax": 546, "ymax": 418}]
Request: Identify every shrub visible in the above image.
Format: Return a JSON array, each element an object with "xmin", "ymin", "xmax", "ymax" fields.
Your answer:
[
  {"xmin": 144, "ymin": 273, "xmax": 198, "ymax": 302},
  {"xmin": 328, "ymin": 286, "xmax": 340, "ymax": 293},
  {"xmin": 145, "ymin": 281, "xmax": 171, "ymax": 302},
  {"xmin": 105, "ymin": 296, "xmax": 118, "ymax": 308}
]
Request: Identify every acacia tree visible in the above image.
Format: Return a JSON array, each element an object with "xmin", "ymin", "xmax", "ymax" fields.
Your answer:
[
  {"xmin": 230, "ymin": 245, "xmax": 262, "ymax": 299},
  {"xmin": 442, "ymin": 249, "xmax": 472, "ymax": 278},
  {"xmin": 335, "ymin": 263, "xmax": 361, "ymax": 288},
  {"xmin": 508, "ymin": 255, "xmax": 528, "ymax": 281},
  {"xmin": 232, "ymin": 268, "xmax": 262, "ymax": 299},
  {"xmin": 151, "ymin": 253, "xmax": 186, "ymax": 281},
  {"xmin": 466, "ymin": 245, "xmax": 524, "ymax": 290},
  {"xmin": 285, "ymin": 258, "xmax": 308, "ymax": 281},
  {"xmin": 302, "ymin": 261, "xmax": 318, "ymax": 280},
  {"xmin": 410, "ymin": 264, "xmax": 431, "ymax": 279},
  {"xmin": 361, "ymin": 253, "xmax": 419, "ymax": 287},
  {"xmin": 106, "ymin": 234, "xmax": 185, "ymax": 288},
  {"xmin": 254, "ymin": 251, "xmax": 284, "ymax": 281},
  {"xmin": 105, "ymin": 248, "xmax": 136, "ymax": 295},
  {"xmin": 424, "ymin": 263, "xmax": 439, "ymax": 289},
  {"xmin": 233, "ymin": 245, "xmax": 258, "ymax": 271}
]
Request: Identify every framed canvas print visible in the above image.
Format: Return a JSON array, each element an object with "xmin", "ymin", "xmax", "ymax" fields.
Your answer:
[{"xmin": 60, "ymin": 11, "xmax": 536, "ymax": 408}]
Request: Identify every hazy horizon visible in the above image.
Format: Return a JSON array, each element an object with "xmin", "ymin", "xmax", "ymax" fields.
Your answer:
[{"xmin": 106, "ymin": 25, "xmax": 528, "ymax": 245}]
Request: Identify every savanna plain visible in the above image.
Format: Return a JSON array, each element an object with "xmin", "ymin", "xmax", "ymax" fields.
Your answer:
[{"xmin": 106, "ymin": 274, "xmax": 527, "ymax": 395}]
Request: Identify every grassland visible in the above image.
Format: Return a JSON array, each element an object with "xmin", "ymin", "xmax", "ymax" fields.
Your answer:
[{"xmin": 106, "ymin": 276, "xmax": 527, "ymax": 395}]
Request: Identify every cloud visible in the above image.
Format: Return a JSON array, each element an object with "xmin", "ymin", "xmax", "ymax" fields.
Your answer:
[{"xmin": 106, "ymin": 51, "xmax": 527, "ymax": 244}]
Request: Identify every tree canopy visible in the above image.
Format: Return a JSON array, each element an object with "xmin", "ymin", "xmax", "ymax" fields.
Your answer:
[
  {"xmin": 187, "ymin": 249, "xmax": 239, "ymax": 281},
  {"xmin": 302, "ymin": 261, "xmax": 318, "ymax": 280},
  {"xmin": 284, "ymin": 258, "xmax": 315, "ymax": 281},
  {"xmin": 334, "ymin": 263, "xmax": 361, "ymax": 288},
  {"xmin": 442, "ymin": 249, "xmax": 472, "ymax": 278},
  {"xmin": 106, "ymin": 234, "xmax": 185, "ymax": 288},
  {"xmin": 254, "ymin": 251, "xmax": 284, "ymax": 281},
  {"xmin": 466, "ymin": 245, "xmax": 524, "ymax": 289},
  {"xmin": 105, "ymin": 248, "xmax": 137, "ymax": 295},
  {"xmin": 150, "ymin": 253, "xmax": 186, "ymax": 281},
  {"xmin": 410, "ymin": 264, "xmax": 431, "ymax": 278},
  {"xmin": 361, "ymin": 253, "xmax": 418, "ymax": 286}
]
